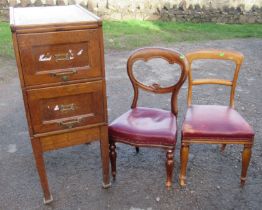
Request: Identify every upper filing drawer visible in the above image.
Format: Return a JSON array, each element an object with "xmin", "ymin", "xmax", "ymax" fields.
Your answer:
[
  {"xmin": 17, "ymin": 29, "xmax": 103, "ymax": 86},
  {"xmin": 27, "ymin": 81, "xmax": 106, "ymax": 134}
]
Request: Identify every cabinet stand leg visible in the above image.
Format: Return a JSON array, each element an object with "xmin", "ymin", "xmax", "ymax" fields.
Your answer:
[
  {"xmin": 31, "ymin": 138, "xmax": 53, "ymax": 204},
  {"xmin": 100, "ymin": 126, "xmax": 111, "ymax": 188}
]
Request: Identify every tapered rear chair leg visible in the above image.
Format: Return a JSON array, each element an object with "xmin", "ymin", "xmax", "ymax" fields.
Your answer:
[
  {"xmin": 109, "ymin": 141, "xmax": 117, "ymax": 180},
  {"xmin": 240, "ymin": 144, "xmax": 252, "ymax": 186},
  {"xmin": 220, "ymin": 144, "xmax": 227, "ymax": 152},
  {"xmin": 179, "ymin": 143, "xmax": 189, "ymax": 187}
]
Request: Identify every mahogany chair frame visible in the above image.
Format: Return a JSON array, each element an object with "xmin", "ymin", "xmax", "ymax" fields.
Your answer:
[
  {"xmin": 179, "ymin": 49, "xmax": 254, "ymax": 187},
  {"xmin": 109, "ymin": 47, "xmax": 189, "ymax": 187}
]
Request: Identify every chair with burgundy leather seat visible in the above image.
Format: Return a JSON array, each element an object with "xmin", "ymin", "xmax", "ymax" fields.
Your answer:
[
  {"xmin": 109, "ymin": 47, "xmax": 189, "ymax": 187},
  {"xmin": 179, "ymin": 49, "xmax": 255, "ymax": 187}
]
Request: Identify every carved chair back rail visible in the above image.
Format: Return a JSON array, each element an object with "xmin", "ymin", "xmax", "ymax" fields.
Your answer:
[
  {"xmin": 186, "ymin": 49, "xmax": 244, "ymax": 108},
  {"xmin": 109, "ymin": 47, "xmax": 189, "ymax": 188},
  {"xmin": 127, "ymin": 47, "xmax": 189, "ymax": 115}
]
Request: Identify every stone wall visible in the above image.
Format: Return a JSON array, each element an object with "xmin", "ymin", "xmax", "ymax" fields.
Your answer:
[
  {"xmin": 0, "ymin": 0, "xmax": 7, "ymax": 21},
  {"xmin": 160, "ymin": 3, "xmax": 262, "ymax": 23},
  {"xmin": 0, "ymin": 0, "xmax": 262, "ymax": 23}
]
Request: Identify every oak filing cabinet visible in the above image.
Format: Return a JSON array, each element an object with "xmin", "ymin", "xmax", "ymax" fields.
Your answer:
[{"xmin": 10, "ymin": 5, "xmax": 110, "ymax": 203}]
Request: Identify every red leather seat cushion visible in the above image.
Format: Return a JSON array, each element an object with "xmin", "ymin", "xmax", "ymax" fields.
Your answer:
[
  {"xmin": 109, "ymin": 107, "xmax": 177, "ymax": 146},
  {"xmin": 182, "ymin": 105, "xmax": 254, "ymax": 140}
]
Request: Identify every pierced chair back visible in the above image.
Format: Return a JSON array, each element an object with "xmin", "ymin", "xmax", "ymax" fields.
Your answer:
[
  {"xmin": 186, "ymin": 49, "xmax": 244, "ymax": 108},
  {"xmin": 127, "ymin": 47, "xmax": 189, "ymax": 116}
]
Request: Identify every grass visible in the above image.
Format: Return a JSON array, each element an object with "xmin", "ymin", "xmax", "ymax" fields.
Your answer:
[
  {"xmin": 0, "ymin": 22, "xmax": 13, "ymax": 57},
  {"xmin": 0, "ymin": 20, "xmax": 262, "ymax": 57},
  {"xmin": 103, "ymin": 20, "xmax": 262, "ymax": 49}
]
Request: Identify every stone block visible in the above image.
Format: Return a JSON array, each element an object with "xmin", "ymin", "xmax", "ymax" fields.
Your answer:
[
  {"xmin": 173, "ymin": 10, "xmax": 184, "ymax": 15},
  {"xmin": 46, "ymin": 0, "xmax": 55, "ymax": 6},
  {"xmin": 34, "ymin": 0, "xmax": 43, "ymax": 6},
  {"xmin": 163, "ymin": 2, "xmax": 171, "ymax": 10},
  {"xmin": 20, "ymin": 0, "xmax": 30, "ymax": 7},
  {"xmin": 56, "ymin": 0, "xmax": 65, "ymax": 6},
  {"xmin": 79, "ymin": 1, "xmax": 87, "ymax": 7},
  {"xmin": 68, "ymin": 0, "xmax": 76, "ymax": 5},
  {"xmin": 188, "ymin": 4, "xmax": 193, "ymax": 10},
  {"xmin": 0, "ymin": 0, "xmax": 8, "ymax": 7},
  {"xmin": 87, "ymin": 0, "xmax": 95, "ymax": 11},
  {"xmin": 9, "ymin": 0, "xmax": 17, "ymax": 7},
  {"xmin": 172, "ymin": 4, "xmax": 177, "ymax": 10},
  {"xmin": 178, "ymin": 0, "xmax": 186, "ymax": 11},
  {"xmin": 194, "ymin": 4, "xmax": 201, "ymax": 11},
  {"xmin": 247, "ymin": 16, "xmax": 256, "ymax": 23},
  {"xmin": 236, "ymin": 4, "xmax": 245, "ymax": 13},
  {"xmin": 239, "ymin": 15, "xmax": 248, "ymax": 23},
  {"xmin": 251, "ymin": 5, "xmax": 260, "ymax": 12}
]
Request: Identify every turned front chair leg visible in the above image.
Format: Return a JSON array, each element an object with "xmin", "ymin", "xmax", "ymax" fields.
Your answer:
[
  {"xmin": 135, "ymin": 147, "xmax": 139, "ymax": 153},
  {"xmin": 109, "ymin": 141, "xmax": 117, "ymax": 180},
  {"xmin": 166, "ymin": 149, "xmax": 174, "ymax": 188},
  {"xmin": 179, "ymin": 143, "xmax": 189, "ymax": 187},
  {"xmin": 220, "ymin": 144, "xmax": 227, "ymax": 152},
  {"xmin": 240, "ymin": 144, "xmax": 252, "ymax": 186}
]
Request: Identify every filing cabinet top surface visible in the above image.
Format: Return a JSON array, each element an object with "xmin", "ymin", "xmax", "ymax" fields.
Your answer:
[{"xmin": 10, "ymin": 5, "xmax": 100, "ymax": 28}]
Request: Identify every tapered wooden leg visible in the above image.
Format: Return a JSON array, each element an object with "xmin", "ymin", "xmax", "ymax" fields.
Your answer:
[
  {"xmin": 135, "ymin": 147, "xmax": 139, "ymax": 153},
  {"xmin": 179, "ymin": 143, "xmax": 189, "ymax": 187},
  {"xmin": 166, "ymin": 149, "xmax": 174, "ymax": 188},
  {"xmin": 220, "ymin": 144, "xmax": 227, "ymax": 152},
  {"xmin": 31, "ymin": 138, "xmax": 53, "ymax": 204},
  {"xmin": 100, "ymin": 126, "xmax": 111, "ymax": 188},
  {"xmin": 109, "ymin": 140, "xmax": 117, "ymax": 180},
  {"xmin": 240, "ymin": 144, "xmax": 252, "ymax": 186}
]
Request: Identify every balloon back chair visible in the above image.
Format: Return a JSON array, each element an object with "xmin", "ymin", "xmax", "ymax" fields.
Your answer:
[
  {"xmin": 179, "ymin": 49, "xmax": 255, "ymax": 187},
  {"xmin": 109, "ymin": 47, "xmax": 189, "ymax": 187}
]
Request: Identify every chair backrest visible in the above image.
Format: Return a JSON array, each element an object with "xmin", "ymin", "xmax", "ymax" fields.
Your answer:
[
  {"xmin": 186, "ymin": 49, "xmax": 244, "ymax": 108},
  {"xmin": 127, "ymin": 47, "xmax": 189, "ymax": 116}
]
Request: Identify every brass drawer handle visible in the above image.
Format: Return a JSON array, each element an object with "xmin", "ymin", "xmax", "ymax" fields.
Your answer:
[
  {"xmin": 49, "ymin": 69, "xmax": 77, "ymax": 77},
  {"xmin": 49, "ymin": 69, "xmax": 77, "ymax": 81},
  {"xmin": 58, "ymin": 104, "xmax": 76, "ymax": 112},
  {"xmin": 54, "ymin": 52, "xmax": 71, "ymax": 62},
  {"xmin": 59, "ymin": 118, "xmax": 81, "ymax": 129}
]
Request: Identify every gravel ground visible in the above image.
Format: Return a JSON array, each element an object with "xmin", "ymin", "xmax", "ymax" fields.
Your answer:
[{"xmin": 0, "ymin": 38, "xmax": 261, "ymax": 210}]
